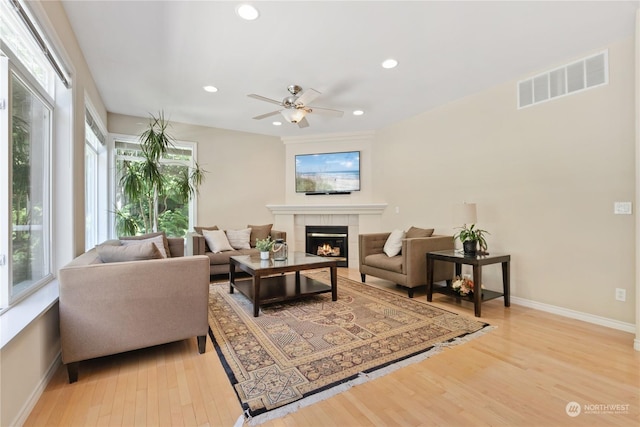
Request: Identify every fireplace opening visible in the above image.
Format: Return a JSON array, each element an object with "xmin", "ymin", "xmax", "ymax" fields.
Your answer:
[{"xmin": 306, "ymin": 225, "xmax": 348, "ymax": 267}]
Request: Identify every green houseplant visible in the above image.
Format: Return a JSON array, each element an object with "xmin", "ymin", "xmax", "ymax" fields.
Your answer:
[
  {"xmin": 115, "ymin": 112, "xmax": 206, "ymax": 237},
  {"xmin": 255, "ymin": 236, "xmax": 274, "ymax": 260},
  {"xmin": 453, "ymin": 224, "xmax": 489, "ymax": 255}
]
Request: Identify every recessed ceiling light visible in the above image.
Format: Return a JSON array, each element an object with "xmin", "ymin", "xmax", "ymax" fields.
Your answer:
[
  {"xmin": 236, "ymin": 4, "xmax": 259, "ymax": 21},
  {"xmin": 353, "ymin": 110, "xmax": 364, "ymax": 116},
  {"xmin": 272, "ymin": 121, "xmax": 282, "ymax": 126},
  {"xmin": 381, "ymin": 59, "xmax": 398, "ymax": 69},
  {"xmin": 203, "ymin": 85, "xmax": 218, "ymax": 93}
]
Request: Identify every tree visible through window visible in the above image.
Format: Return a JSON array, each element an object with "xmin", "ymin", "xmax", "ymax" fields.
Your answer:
[
  {"xmin": 114, "ymin": 140, "xmax": 200, "ymax": 238},
  {"xmin": 11, "ymin": 72, "xmax": 51, "ymax": 294}
]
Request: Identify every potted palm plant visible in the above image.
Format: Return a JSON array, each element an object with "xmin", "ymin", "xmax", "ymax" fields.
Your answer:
[
  {"xmin": 453, "ymin": 224, "xmax": 489, "ymax": 255},
  {"xmin": 116, "ymin": 112, "xmax": 206, "ymax": 236}
]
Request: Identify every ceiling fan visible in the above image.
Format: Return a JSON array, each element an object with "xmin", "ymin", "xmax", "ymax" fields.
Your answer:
[{"xmin": 248, "ymin": 85, "xmax": 344, "ymax": 128}]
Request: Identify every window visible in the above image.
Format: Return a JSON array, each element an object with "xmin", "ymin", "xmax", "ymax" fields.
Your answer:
[
  {"xmin": 8, "ymin": 71, "xmax": 52, "ymax": 297},
  {"xmin": 113, "ymin": 138, "xmax": 198, "ymax": 238},
  {"xmin": 84, "ymin": 108, "xmax": 106, "ymax": 250},
  {"xmin": 1, "ymin": 0, "xmax": 67, "ymax": 308}
]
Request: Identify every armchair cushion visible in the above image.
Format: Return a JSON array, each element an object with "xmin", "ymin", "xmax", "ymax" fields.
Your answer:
[
  {"xmin": 120, "ymin": 233, "xmax": 169, "ymax": 258},
  {"xmin": 226, "ymin": 228, "xmax": 252, "ymax": 249},
  {"xmin": 194, "ymin": 225, "xmax": 219, "ymax": 251},
  {"xmin": 202, "ymin": 229, "xmax": 234, "ymax": 253},
  {"xmin": 96, "ymin": 241, "xmax": 162, "ymax": 263},
  {"xmin": 383, "ymin": 229, "xmax": 405, "ymax": 257},
  {"xmin": 406, "ymin": 226, "xmax": 434, "ymax": 238},
  {"xmin": 248, "ymin": 224, "xmax": 273, "ymax": 247},
  {"xmin": 365, "ymin": 253, "xmax": 403, "ymax": 273}
]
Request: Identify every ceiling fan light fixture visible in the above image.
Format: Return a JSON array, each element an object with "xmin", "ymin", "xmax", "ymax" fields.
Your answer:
[
  {"xmin": 236, "ymin": 4, "xmax": 259, "ymax": 21},
  {"xmin": 382, "ymin": 58, "xmax": 398, "ymax": 69},
  {"xmin": 280, "ymin": 108, "xmax": 307, "ymax": 124}
]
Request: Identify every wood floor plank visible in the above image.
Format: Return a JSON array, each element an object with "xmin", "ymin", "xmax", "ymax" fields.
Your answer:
[{"xmin": 23, "ymin": 269, "xmax": 639, "ymax": 427}]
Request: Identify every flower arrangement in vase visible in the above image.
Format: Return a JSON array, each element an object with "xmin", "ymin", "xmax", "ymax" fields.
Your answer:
[
  {"xmin": 451, "ymin": 275, "xmax": 484, "ymax": 296},
  {"xmin": 255, "ymin": 236, "xmax": 274, "ymax": 260}
]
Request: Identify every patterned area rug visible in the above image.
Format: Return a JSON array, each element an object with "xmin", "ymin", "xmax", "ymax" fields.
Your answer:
[{"xmin": 208, "ymin": 271, "xmax": 491, "ymax": 425}]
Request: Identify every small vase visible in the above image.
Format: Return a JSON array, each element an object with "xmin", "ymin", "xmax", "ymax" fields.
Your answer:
[
  {"xmin": 260, "ymin": 251, "xmax": 269, "ymax": 260},
  {"xmin": 462, "ymin": 240, "xmax": 477, "ymax": 255}
]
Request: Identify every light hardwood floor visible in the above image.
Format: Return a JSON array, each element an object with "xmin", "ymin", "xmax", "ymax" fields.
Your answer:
[{"xmin": 25, "ymin": 269, "xmax": 639, "ymax": 426}]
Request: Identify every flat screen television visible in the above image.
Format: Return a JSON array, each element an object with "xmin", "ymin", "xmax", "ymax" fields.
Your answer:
[{"xmin": 295, "ymin": 151, "xmax": 360, "ymax": 194}]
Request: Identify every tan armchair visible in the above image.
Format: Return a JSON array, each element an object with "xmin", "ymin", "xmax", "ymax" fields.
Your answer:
[{"xmin": 359, "ymin": 232, "xmax": 454, "ymax": 297}]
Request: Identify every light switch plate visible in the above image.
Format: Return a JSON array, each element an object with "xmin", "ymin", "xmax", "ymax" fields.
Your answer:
[{"xmin": 614, "ymin": 202, "xmax": 632, "ymax": 215}]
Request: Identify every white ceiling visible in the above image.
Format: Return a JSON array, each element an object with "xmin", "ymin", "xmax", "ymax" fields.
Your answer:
[{"xmin": 61, "ymin": 1, "xmax": 638, "ymax": 138}]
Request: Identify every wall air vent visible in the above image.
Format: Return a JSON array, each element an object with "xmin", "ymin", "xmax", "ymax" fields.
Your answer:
[{"xmin": 518, "ymin": 50, "xmax": 608, "ymax": 109}]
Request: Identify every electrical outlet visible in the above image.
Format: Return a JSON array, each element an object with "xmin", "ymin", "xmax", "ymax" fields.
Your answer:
[
  {"xmin": 615, "ymin": 288, "xmax": 626, "ymax": 302},
  {"xmin": 614, "ymin": 202, "xmax": 632, "ymax": 215}
]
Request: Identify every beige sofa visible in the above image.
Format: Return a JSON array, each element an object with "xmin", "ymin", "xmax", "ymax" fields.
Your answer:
[
  {"xmin": 59, "ymin": 237, "xmax": 210, "ymax": 382},
  {"xmin": 188, "ymin": 225, "xmax": 286, "ymax": 276},
  {"xmin": 359, "ymin": 232, "xmax": 454, "ymax": 297}
]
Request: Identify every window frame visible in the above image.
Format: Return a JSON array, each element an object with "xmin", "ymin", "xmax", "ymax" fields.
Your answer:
[
  {"xmin": 110, "ymin": 134, "xmax": 199, "ymax": 239},
  {"xmin": 84, "ymin": 103, "xmax": 107, "ymax": 250},
  {"xmin": 0, "ymin": 45, "xmax": 54, "ymax": 308}
]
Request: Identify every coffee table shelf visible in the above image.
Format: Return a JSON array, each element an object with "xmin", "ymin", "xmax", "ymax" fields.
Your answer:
[{"xmin": 231, "ymin": 274, "xmax": 332, "ymax": 305}]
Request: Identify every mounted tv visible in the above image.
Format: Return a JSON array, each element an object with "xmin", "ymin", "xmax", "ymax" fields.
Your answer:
[{"xmin": 295, "ymin": 151, "xmax": 360, "ymax": 194}]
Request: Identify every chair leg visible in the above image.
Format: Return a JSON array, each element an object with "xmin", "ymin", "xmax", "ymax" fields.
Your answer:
[
  {"xmin": 67, "ymin": 362, "xmax": 79, "ymax": 383},
  {"xmin": 408, "ymin": 288, "xmax": 415, "ymax": 298},
  {"xmin": 360, "ymin": 273, "xmax": 366, "ymax": 282},
  {"xmin": 197, "ymin": 335, "xmax": 206, "ymax": 354}
]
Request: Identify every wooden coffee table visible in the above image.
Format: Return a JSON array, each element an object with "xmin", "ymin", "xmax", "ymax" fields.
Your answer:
[
  {"xmin": 229, "ymin": 252, "xmax": 338, "ymax": 317},
  {"xmin": 426, "ymin": 249, "xmax": 510, "ymax": 317}
]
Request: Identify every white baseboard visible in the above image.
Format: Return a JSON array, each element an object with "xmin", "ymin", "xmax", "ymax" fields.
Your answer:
[
  {"xmin": 11, "ymin": 351, "xmax": 62, "ymax": 427},
  {"xmin": 510, "ymin": 296, "xmax": 636, "ymax": 334}
]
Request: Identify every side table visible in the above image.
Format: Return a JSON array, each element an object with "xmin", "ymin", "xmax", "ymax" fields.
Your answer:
[{"xmin": 426, "ymin": 250, "xmax": 510, "ymax": 317}]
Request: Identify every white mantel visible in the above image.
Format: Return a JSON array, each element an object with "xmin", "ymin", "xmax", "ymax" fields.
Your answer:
[
  {"xmin": 266, "ymin": 203, "xmax": 387, "ymax": 215},
  {"xmin": 267, "ymin": 203, "xmax": 387, "ymax": 267}
]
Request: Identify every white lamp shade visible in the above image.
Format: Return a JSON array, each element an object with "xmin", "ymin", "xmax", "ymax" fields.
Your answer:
[{"xmin": 460, "ymin": 202, "xmax": 477, "ymax": 225}]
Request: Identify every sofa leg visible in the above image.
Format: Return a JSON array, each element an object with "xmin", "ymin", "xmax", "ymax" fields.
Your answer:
[
  {"xmin": 360, "ymin": 273, "xmax": 365, "ymax": 282},
  {"xmin": 408, "ymin": 288, "xmax": 415, "ymax": 298},
  {"xmin": 67, "ymin": 362, "xmax": 79, "ymax": 383},
  {"xmin": 197, "ymin": 335, "xmax": 206, "ymax": 354}
]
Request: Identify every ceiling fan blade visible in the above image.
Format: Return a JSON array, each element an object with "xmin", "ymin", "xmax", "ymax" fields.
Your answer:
[
  {"xmin": 297, "ymin": 116, "xmax": 310, "ymax": 128},
  {"xmin": 308, "ymin": 106, "xmax": 344, "ymax": 117},
  {"xmin": 295, "ymin": 88, "xmax": 321, "ymax": 106},
  {"xmin": 248, "ymin": 94, "xmax": 282, "ymax": 106},
  {"xmin": 252, "ymin": 110, "xmax": 281, "ymax": 120}
]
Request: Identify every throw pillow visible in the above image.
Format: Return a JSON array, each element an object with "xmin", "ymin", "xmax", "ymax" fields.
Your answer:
[
  {"xmin": 97, "ymin": 241, "xmax": 162, "ymax": 263},
  {"xmin": 202, "ymin": 229, "xmax": 234, "ymax": 253},
  {"xmin": 247, "ymin": 224, "xmax": 273, "ymax": 247},
  {"xmin": 383, "ymin": 229, "xmax": 405, "ymax": 257},
  {"xmin": 405, "ymin": 226, "xmax": 435, "ymax": 238},
  {"xmin": 194, "ymin": 225, "xmax": 219, "ymax": 252},
  {"xmin": 226, "ymin": 228, "xmax": 251, "ymax": 250},
  {"xmin": 120, "ymin": 233, "xmax": 170, "ymax": 258}
]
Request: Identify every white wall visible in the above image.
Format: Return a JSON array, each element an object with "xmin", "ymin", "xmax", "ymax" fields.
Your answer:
[
  {"xmin": 373, "ymin": 38, "xmax": 636, "ymax": 325},
  {"xmin": 108, "ymin": 113, "xmax": 286, "ymax": 230}
]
